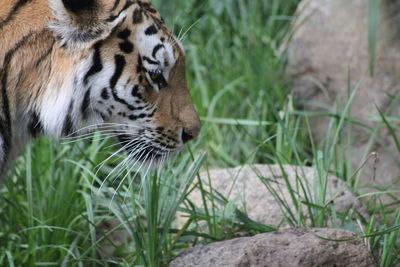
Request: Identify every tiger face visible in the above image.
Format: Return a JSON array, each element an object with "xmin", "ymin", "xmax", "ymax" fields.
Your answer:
[
  {"xmin": 0, "ymin": 0, "xmax": 200, "ymax": 176},
  {"xmin": 65, "ymin": 2, "xmax": 201, "ymax": 163}
]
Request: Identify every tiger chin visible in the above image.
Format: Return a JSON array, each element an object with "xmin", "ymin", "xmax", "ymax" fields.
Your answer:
[{"xmin": 0, "ymin": 0, "xmax": 201, "ymax": 178}]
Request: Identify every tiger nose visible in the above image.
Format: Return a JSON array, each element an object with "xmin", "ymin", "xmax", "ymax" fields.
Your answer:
[{"xmin": 181, "ymin": 125, "xmax": 200, "ymax": 144}]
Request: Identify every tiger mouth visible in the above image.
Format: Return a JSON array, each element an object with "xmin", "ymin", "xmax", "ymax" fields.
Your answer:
[
  {"xmin": 117, "ymin": 136, "xmax": 175, "ymax": 163},
  {"xmin": 128, "ymin": 146, "xmax": 169, "ymax": 163}
]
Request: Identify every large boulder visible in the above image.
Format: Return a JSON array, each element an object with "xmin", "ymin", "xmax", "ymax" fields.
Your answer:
[
  {"xmin": 287, "ymin": 0, "xmax": 400, "ymax": 203},
  {"xmin": 170, "ymin": 228, "xmax": 376, "ymax": 267},
  {"xmin": 184, "ymin": 165, "xmax": 367, "ymax": 227}
]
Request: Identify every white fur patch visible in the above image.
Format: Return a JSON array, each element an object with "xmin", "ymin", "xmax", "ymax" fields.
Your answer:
[
  {"xmin": 136, "ymin": 25, "xmax": 177, "ymax": 90},
  {"xmin": 137, "ymin": 33, "xmax": 176, "ymax": 69},
  {"xmin": 39, "ymin": 74, "xmax": 75, "ymax": 137},
  {"xmin": 92, "ymin": 61, "xmax": 116, "ymax": 91}
]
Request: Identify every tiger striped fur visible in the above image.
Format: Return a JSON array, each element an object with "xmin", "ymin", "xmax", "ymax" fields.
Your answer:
[{"xmin": 0, "ymin": 0, "xmax": 201, "ymax": 178}]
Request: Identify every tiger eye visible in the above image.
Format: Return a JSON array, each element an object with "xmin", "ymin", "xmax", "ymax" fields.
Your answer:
[{"xmin": 149, "ymin": 70, "xmax": 167, "ymax": 89}]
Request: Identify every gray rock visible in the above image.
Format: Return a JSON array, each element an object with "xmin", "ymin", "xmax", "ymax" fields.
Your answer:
[
  {"xmin": 170, "ymin": 228, "xmax": 376, "ymax": 267},
  {"xmin": 287, "ymin": 0, "xmax": 400, "ymax": 203},
  {"xmin": 183, "ymin": 165, "xmax": 367, "ymax": 227}
]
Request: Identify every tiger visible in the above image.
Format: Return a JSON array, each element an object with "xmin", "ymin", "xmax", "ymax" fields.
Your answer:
[{"xmin": 0, "ymin": 0, "xmax": 201, "ymax": 179}]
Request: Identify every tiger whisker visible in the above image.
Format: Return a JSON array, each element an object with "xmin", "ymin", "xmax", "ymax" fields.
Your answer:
[
  {"xmin": 178, "ymin": 17, "xmax": 203, "ymax": 43},
  {"xmin": 119, "ymin": 147, "xmax": 156, "ymax": 204},
  {"xmin": 94, "ymin": 139, "xmax": 143, "ymax": 179},
  {"xmin": 96, "ymin": 142, "xmax": 150, "ymax": 195},
  {"xmin": 64, "ymin": 122, "xmax": 149, "ymax": 138},
  {"xmin": 122, "ymin": 145, "xmax": 155, "ymax": 200},
  {"xmin": 95, "ymin": 138, "xmax": 143, "ymax": 174}
]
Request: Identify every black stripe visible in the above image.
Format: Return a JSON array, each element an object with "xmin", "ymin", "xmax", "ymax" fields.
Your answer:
[
  {"xmin": 63, "ymin": 101, "xmax": 74, "ymax": 136},
  {"xmin": 132, "ymin": 8, "xmax": 143, "ymax": 24},
  {"xmin": 106, "ymin": 15, "xmax": 119, "ymax": 22},
  {"xmin": 117, "ymin": 29, "xmax": 131, "ymax": 39},
  {"xmin": 29, "ymin": 111, "xmax": 43, "ymax": 137},
  {"xmin": 109, "ymin": 55, "xmax": 140, "ymax": 110},
  {"xmin": 84, "ymin": 41, "xmax": 103, "ymax": 84},
  {"xmin": 110, "ymin": 55, "xmax": 126, "ymax": 89},
  {"xmin": 128, "ymin": 107, "xmax": 155, "ymax": 121},
  {"xmin": 138, "ymin": 1, "xmax": 158, "ymax": 15},
  {"xmin": 94, "ymin": 109, "xmax": 107, "ymax": 120},
  {"xmin": 0, "ymin": 69, "xmax": 12, "ymax": 167},
  {"xmin": 106, "ymin": 1, "xmax": 134, "ymax": 22},
  {"xmin": 62, "ymin": 0, "xmax": 95, "ymax": 13},
  {"xmin": 128, "ymin": 112, "xmax": 149, "ymax": 121},
  {"xmin": 0, "ymin": 0, "xmax": 33, "ymax": 30},
  {"xmin": 0, "ymin": 118, "xmax": 7, "ymax": 175},
  {"xmin": 119, "ymin": 41, "xmax": 134, "ymax": 54},
  {"xmin": 149, "ymin": 15, "xmax": 164, "ymax": 28},
  {"xmin": 143, "ymin": 56, "xmax": 159, "ymax": 65},
  {"xmin": 0, "ymin": 32, "xmax": 36, "ymax": 163},
  {"xmin": 138, "ymin": 1, "xmax": 157, "ymax": 14},
  {"xmin": 145, "ymin": 7, "xmax": 157, "ymax": 14},
  {"xmin": 111, "ymin": 0, "xmax": 121, "ymax": 12},
  {"xmin": 153, "ymin": 139, "xmax": 175, "ymax": 149},
  {"xmin": 35, "ymin": 44, "xmax": 54, "ymax": 68},
  {"xmin": 0, "ymin": 119, "xmax": 9, "ymax": 149},
  {"xmin": 136, "ymin": 55, "xmax": 146, "ymax": 73},
  {"xmin": 145, "ymin": 25, "xmax": 158, "ymax": 35},
  {"xmin": 81, "ymin": 89, "xmax": 91, "ymax": 120},
  {"xmin": 152, "ymin": 44, "xmax": 164, "ymax": 58}
]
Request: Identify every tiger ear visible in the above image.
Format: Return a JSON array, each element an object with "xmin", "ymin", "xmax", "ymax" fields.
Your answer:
[{"xmin": 49, "ymin": 0, "xmax": 129, "ymax": 49}]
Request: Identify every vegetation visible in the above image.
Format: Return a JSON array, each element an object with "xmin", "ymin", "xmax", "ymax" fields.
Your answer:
[{"xmin": 1, "ymin": 0, "xmax": 400, "ymax": 266}]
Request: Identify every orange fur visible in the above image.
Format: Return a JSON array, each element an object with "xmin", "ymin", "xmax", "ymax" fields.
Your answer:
[{"xmin": 0, "ymin": 0, "xmax": 201, "ymax": 177}]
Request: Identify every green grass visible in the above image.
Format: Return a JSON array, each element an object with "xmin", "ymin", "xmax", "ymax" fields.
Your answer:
[{"xmin": 1, "ymin": 0, "xmax": 400, "ymax": 266}]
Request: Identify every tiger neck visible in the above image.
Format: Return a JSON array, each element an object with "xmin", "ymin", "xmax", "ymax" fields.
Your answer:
[
  {"xmin": 0, "ymin": 26, "xmax": 96, "ymax": 178},
  {"xmin": 1, "ymin": 27, "xmax": 94, "ymax": 140}
]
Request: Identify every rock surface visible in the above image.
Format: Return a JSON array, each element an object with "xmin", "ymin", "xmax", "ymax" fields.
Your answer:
[
  {"xmin": 170, "ymin": 228, "xmax": 376, "ymax": 267},
  {"xmin": 185, "ymin": 165, "xmax": 367, "ymax": 227},
  {"xmin": 287, "ymin": 0, "xmax": 400, "ymax": 202}
]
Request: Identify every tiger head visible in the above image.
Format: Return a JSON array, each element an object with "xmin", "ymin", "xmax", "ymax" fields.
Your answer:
[{"xmin": 43, "ymin": 0, "xmax": 201, "ymax": 163}]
